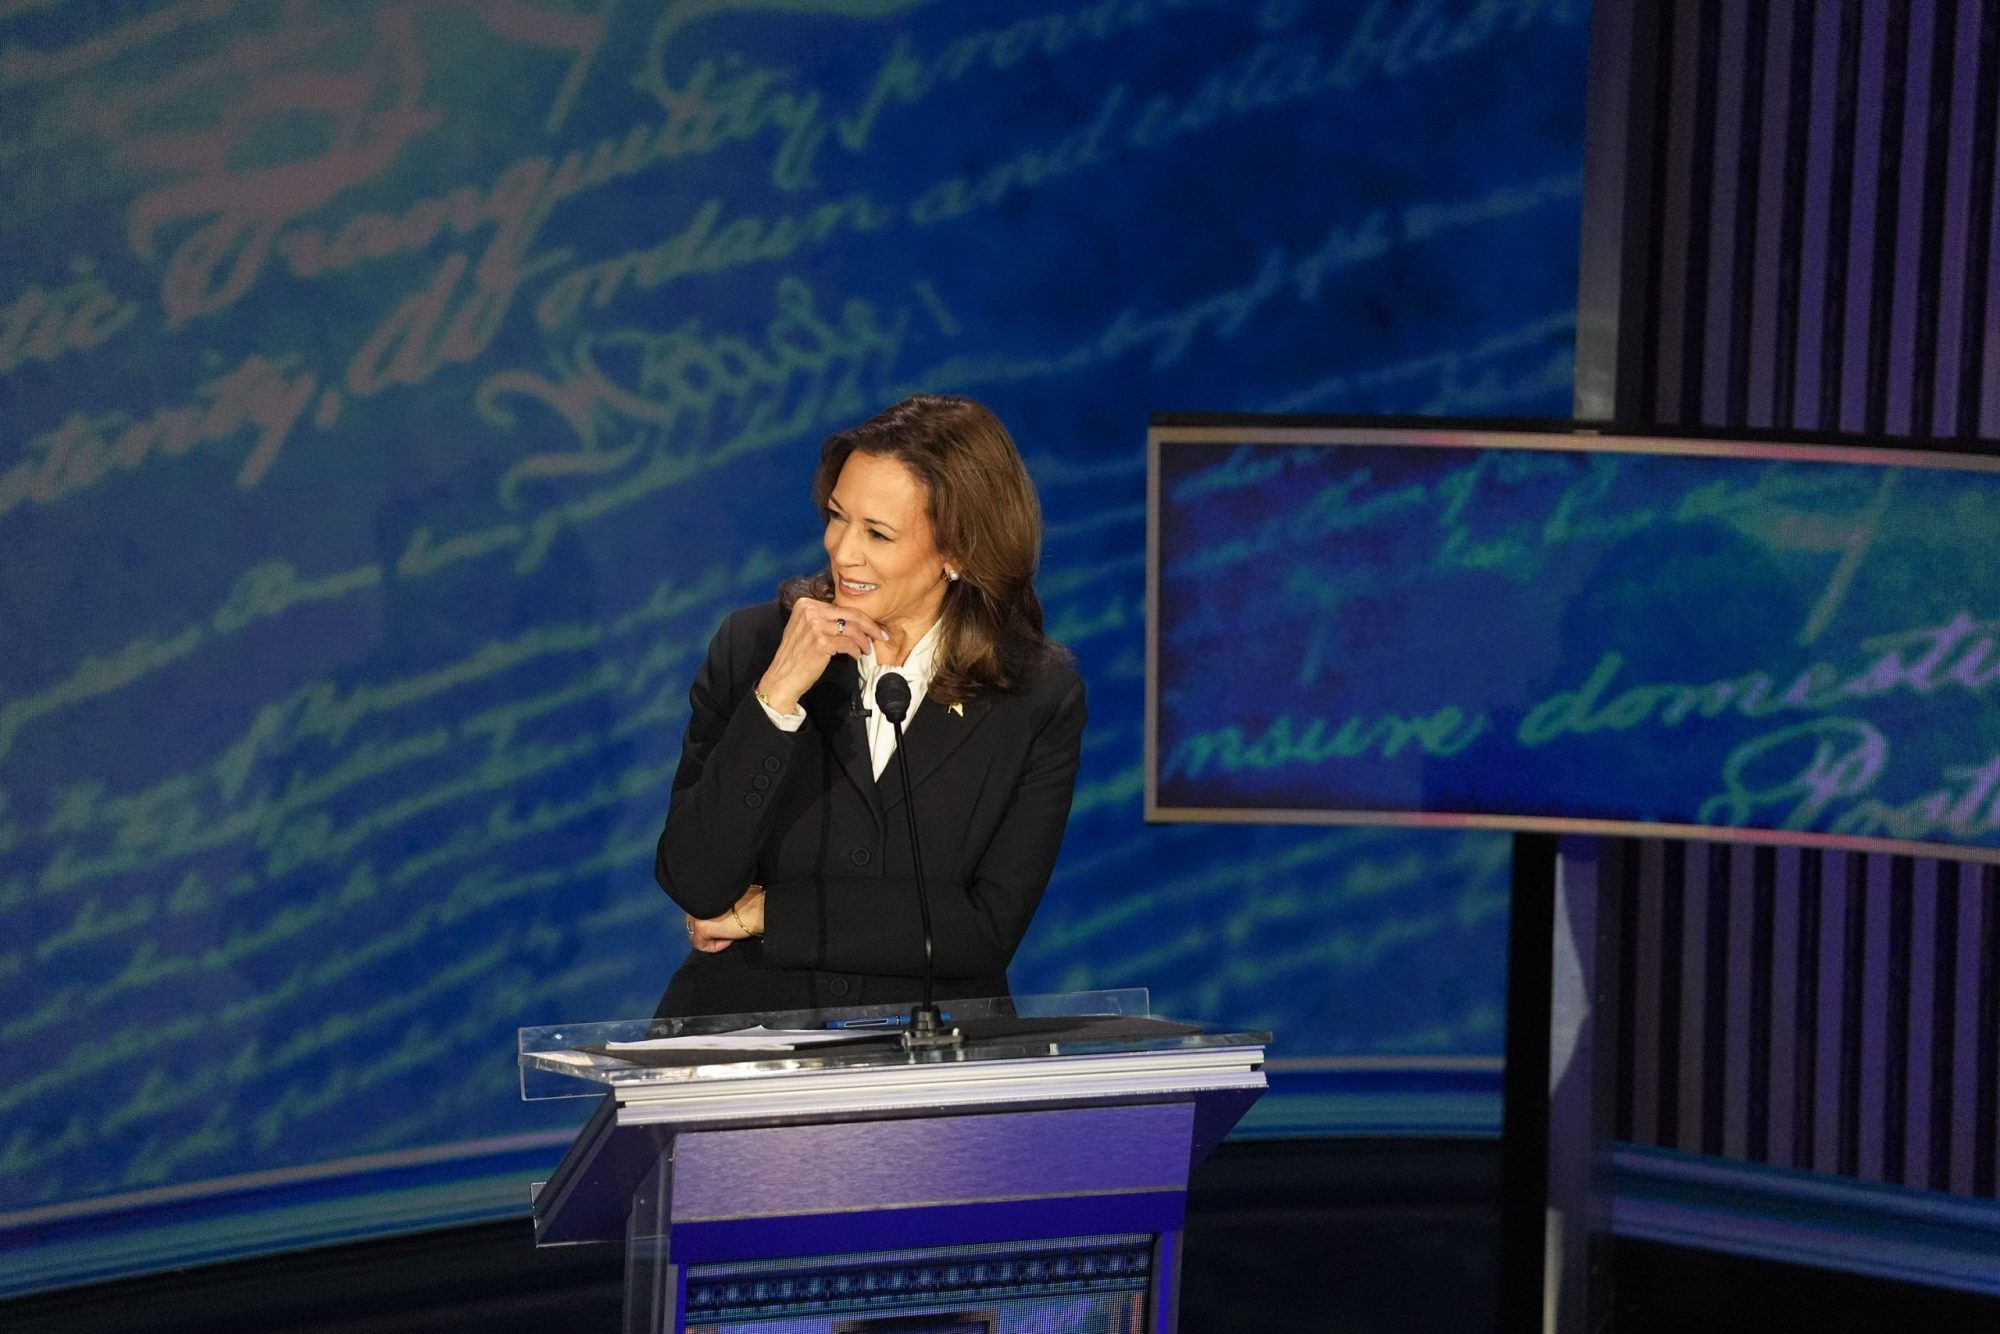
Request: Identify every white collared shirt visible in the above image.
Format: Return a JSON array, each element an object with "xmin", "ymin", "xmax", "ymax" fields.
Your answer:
[{"xmin": 759, "ymin": 618, "xmax": 942, "ymax": 779}]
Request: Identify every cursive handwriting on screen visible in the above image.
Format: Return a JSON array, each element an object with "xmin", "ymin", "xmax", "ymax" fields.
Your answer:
[
  {"xmin": 0, "ymin": 0, "xmax": 1587, "ymax": 1210},
  {"xmin": 1158, "ymin": 442, "xmax": 2000, "ymax": 853}
]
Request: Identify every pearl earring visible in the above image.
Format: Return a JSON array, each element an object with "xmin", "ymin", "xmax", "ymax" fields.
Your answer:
[{"xmin": 945, "ymin": 567, "xmax": 960, "ymax": 582}]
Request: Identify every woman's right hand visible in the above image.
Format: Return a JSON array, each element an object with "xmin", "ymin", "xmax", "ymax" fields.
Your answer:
[{"xmin": 754, "ymin": 597, "xmax": 888, "ymax": 713}]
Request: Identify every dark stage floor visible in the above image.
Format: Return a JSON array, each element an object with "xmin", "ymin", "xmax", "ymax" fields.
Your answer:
[{"xmin": 5, "ymin": 1139, "xmax": 1997, "ymax": 1332}]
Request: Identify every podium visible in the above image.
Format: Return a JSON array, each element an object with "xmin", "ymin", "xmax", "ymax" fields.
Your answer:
[{"xmin": 520, "ymin": 991, "xmax": 1268, "ymax": 1333}]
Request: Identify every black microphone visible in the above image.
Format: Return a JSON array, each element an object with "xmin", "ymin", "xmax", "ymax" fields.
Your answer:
[{"xmin": 872, "ymin": 672, "xmax": 956, "ymax": 1048}]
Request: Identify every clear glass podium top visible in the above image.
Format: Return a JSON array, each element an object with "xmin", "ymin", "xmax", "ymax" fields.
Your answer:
[{"xmin": 518, "ymin": 989, "xmax": 1270, "ymax": 1101}]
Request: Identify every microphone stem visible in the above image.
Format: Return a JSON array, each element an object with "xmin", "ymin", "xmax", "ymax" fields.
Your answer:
[{"xmin": 887, "ymin": 717, "xmax": 935, "ymax": 1016}]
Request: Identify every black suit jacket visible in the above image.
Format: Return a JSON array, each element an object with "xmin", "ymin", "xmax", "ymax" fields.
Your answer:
[{"xmin": 653, "ymin": 601, "xmax": 1087, "ymax": 1018}]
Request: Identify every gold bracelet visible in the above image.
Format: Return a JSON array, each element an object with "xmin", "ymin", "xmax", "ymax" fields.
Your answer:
[{"xmin": 730, "ymin": 904, "xmax": 756, "ymax": 936}]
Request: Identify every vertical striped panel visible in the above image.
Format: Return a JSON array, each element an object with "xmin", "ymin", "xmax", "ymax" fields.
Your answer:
[
  {"xmin": 1703, "ymin": 845, "xmax": 1734, "ymax": 1158},
  {"xmin": 1609, "ymin": 840, "xmax": 2000, "ymax": 1204},
  {"xmin": 1617, "ymin": 0, "xmax": 2000, "ymax": 441},
  {"xmin": 1791, "ymin": 847, "xmax": 1824, "ymax": 1168},
  {"xmin": 1679, "ymin": 841, "xmax": 1711, "ymax": 1153},
  {"xmin": 1701, "ymin": 1, "xmax": 1751, "ymax": 426},
  {"xmin": 1657, "ymin": 840, "xmax": 1688, "ymax": 1148},
  {"xmin": 1582, "ymin": 0, "xmax": 2000, "ymax": 1209},
  {"xmin": 1883, "ymin": 856, "xmax": 1917, "ymax": 1186},
  {"xmin": 1837, "ymin": 1, "xmax": 1889, "ymax": 435},
  {"xmin": 1960, "ymin": 6, "xmax": 2000, "ymax": 438},
  {"xmin": 1936, "ymin": 860, "xmax": 1968, "ymax": 1192},
  {"xmin": 1789, "ymin": 1, "xmax": 1843, "ymax": 429},
  {"xmin": 1977, "ymin": 867, "xmax": 2000, "ymax": 1194},
  {"xmin": 1883, "ymin": 0, "xmax": 1938, "ymax": 437},
  {"xmin": 1836, "ymin": 853, "xmax": 1869, "ymax": 1178},
  {"xmin": 1652, "ymin": 0, "xmax": 1708, "ymax": 424},
  {"xmin": 1903, "ymin": 858, "xmax": 1939, "ymax": 1188},
  {"xmin": 1856, "ymin": 854, "xmax": 1894, "ymax": 1184},
  {"xmin": 1628, "ymin": 840, "xmax": 1665, "ymax": 1146},
  {"xmin": 1722, "ymin": 843, "xmax": 1757, "ymax": 1161},
  {"xmin": 1746, "ymin": 845, "xmax": 1779, "ymax": 1164},
  {"xmin": 1982, "ymin": 164, "xmax": 2000, "ymax": 441},
  {"xmin": 1951, "ymin": 865, "xmax": 1985, "ymax": 1195},
  {"xmin": 1819, "ymin": 1, "xmax": 1865, "ymax": 432},
  {"xmin": 1930, "ymin": 1, "xmax": 1985, "ymax": 437},
  {"xmin": 1765, "ymin": 846, "xmax": 1802, "ymax": 1168},
  {"xmin": 1745, "ymin": 1, "xmax": 1795, "ymax": 428}
]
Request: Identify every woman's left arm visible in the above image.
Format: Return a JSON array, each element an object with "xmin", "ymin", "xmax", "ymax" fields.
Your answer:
[{"xmin": 754, "ymin": 673, "xmax": 1088, "ymax": 977}]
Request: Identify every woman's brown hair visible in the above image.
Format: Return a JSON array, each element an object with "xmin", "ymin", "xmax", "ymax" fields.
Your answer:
[{"xmin": 779, "ymin": 394, "xmax": 1069, "ymax": 700}]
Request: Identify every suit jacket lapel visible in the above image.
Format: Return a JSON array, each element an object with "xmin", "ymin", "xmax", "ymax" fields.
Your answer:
[
  {"xmin": 881, "ymin": 693, "xmax": 996, "ymax": 813},
  {"xmin": 806, "ymin": 658, "xmax": 883, "ymax": 826}
]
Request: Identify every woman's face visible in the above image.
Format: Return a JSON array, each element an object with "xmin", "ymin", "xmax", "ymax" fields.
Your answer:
[{"xmin": 824, "ymin": 451, "xmax": 950, "ymax": 638}]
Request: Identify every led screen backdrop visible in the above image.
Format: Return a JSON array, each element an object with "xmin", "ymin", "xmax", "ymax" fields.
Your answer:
[
  {"xmin": 0, "ymin": 0, "xmax": 1588, "ymax": 1265},
  {"xmin": 1151, "ymin": 425, "xmax": 2000, "ymax": 862}
]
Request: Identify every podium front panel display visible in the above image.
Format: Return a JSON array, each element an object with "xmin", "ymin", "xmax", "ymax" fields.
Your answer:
[{"xmin": 681, "ymin": 1235, "xmax": 1153, "ymax": 1332}]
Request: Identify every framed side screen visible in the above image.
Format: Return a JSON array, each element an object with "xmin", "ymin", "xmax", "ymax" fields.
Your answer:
[{"xmin": 1147, "ymin": 417, "xmax": 2000, "ymax": 864}]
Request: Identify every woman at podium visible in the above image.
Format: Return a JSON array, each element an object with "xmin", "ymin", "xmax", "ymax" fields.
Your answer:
[{"xmin": 652, "ymin": 394, "xmax": 1086, "ymax": 1019}]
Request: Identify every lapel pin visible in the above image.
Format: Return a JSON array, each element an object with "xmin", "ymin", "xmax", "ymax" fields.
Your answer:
[{"xmin": 949, "ymin": 701, "xmax": 964, "ymax": 717}]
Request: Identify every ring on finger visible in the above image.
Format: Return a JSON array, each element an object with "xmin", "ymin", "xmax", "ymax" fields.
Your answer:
[{"xmin": 835, "ymin": 617, "xmax": 846, "ymax": 631}]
